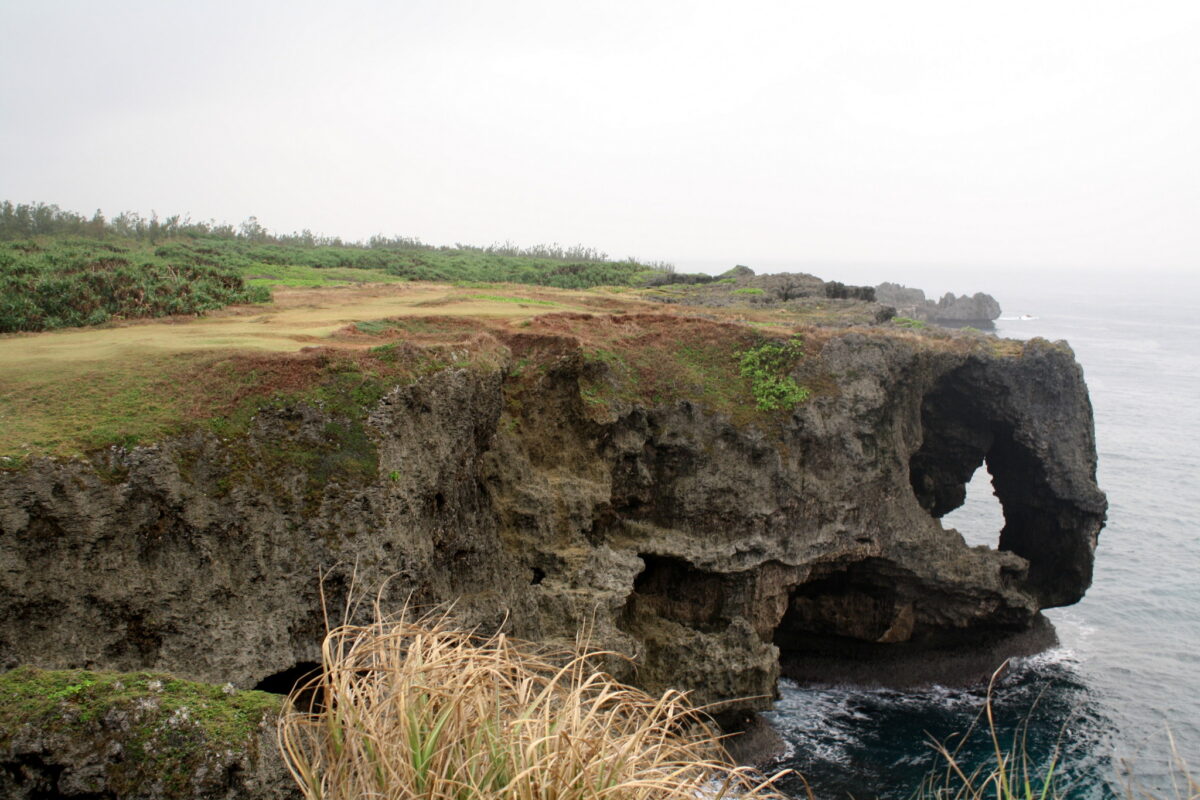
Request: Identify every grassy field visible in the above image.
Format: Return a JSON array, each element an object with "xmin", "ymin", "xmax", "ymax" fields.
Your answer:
[
  {"xmin": 0, "ymin": 279, "xmax": 838, "ymax": 462},
  {"xmin": 0, "ymin": 231, "xmax": 687, "ymax": 332},
  {"xmin": 0, "ymin": 283, "xmax": 622, "ymax": 460},
  {"xmin": 0, "ymin": 274, "xmax": 1007, "ymax": 464}
]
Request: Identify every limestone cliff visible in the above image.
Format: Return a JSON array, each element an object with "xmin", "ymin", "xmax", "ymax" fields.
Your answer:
[
  {"xmin": 0, "ymin": 315, "xmax": 1105, "ymax": 719},
  {"xmin": 876, "ymin": 282, "xmax": 1002, "ymax": 327}
]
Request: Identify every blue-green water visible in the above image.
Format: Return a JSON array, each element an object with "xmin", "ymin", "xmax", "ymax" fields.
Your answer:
[{"xmin": 764, "ymin": 281, "xmax": 1200, "ymax": 799}]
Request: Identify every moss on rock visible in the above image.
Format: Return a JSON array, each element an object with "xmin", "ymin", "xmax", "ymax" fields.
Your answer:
[{"xmin": 0, "ymin": 667, "xmax": 297, "ymax": 799}]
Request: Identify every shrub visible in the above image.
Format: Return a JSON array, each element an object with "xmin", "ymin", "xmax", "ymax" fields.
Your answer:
[
  {"xmin": 278, "ymin": 609, "xmax": 789, "ymax": 800},
  {"xmin": 0, "ymin": 239, "xmax": 268, "ymax": 332},
  {"xmin": 737, "ymin": 336, "xmax": 811, "ymax": 411}
]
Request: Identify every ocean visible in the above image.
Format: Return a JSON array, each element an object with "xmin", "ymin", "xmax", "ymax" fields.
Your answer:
[{"xmin": 761, "ymin": 276, "xmax": 1200, "ymax": 799}]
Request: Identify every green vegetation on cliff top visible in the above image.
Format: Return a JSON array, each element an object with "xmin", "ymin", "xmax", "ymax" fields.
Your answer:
[
  {"xmin": 0, "ymin": 201, "xmax": 690, "ymax": 333},
  {"xmin": 0, "ymin": 201, "xmax": 1019, "ymax": 465}
]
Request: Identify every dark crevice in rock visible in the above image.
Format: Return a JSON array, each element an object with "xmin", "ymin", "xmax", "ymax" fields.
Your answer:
[
  {"xmin": 253, "ymin": 660, "xmax": 321, "ymax": 703},
  {"xmin": 772, "ymin": 558, "xmax": 918, "ymax": 654},
  {"xmin": 621, "ymin": 554, "xmax": 731, "ymax": 633},
  {"xmin": 772, "ymin": 557, "xmax": 1054, "ymax": 686},
  {"xmin": 1, "ymin": 752, "xmax": 118, "ymax": 799}
]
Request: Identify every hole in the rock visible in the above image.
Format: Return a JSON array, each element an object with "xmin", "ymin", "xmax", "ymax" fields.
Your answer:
[
  {"xmin": 620, "ymin": 554, "xmax": 729, "ymax": 632},
  {"xmin": 772, "ymin": 558, "xmax": 913, "ymax": 657},
  {"xmin": 433, "ymin": 492, "xmax": 446, "ymax": 512},
  {"xmin": 909, "ymin": 370, "xmax": 1006, "ymax": 550},
  {"xmin": 942, "ymin": 464, "xmax": 1005, "ymax": 549},
  {"xmin": 530, "ymin": 566, "xmax": 546, "ymax": 585},
  {"xmin": 254, "ymin": 661, "xmax": 322, "ymax": 709},
  {"xmin": 908, "ymin": 368, "xmax": 1096, "ymax": 608}
]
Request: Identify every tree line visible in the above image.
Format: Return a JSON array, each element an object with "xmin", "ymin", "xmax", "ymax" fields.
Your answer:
[{"xmin": 0, "ymin": 201, "xmax": 668, "ymax": 268}]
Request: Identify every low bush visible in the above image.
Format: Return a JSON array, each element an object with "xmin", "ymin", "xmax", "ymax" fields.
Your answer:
[
  {"xmin": 737, "ymin": 335, "xmax": 811, "ymax": 411},
  {"xmin": 0, "ymin": 239, "xmax": 268, "ymax": 332}
]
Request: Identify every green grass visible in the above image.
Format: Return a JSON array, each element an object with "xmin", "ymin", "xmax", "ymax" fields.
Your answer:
[
  {"xmin": 0, "ymin": 352, "xmax": 215, "ymax": 462},
  {"xmin": 0, "ymin": 200, "xmax": 703, "ymax": 331},
  {"xmin": 0, "ymin": 342, "xmax": 481, "ymax": 465},
  {"xmin": 732, "ymin": 287, "xmax": 765, "ymax": 296},
  {"xmin": 0, "ymin": 231, "xmax": 681, "ymax": 333},
  {"xmin": 469, "ymin": 293, "xmax": 559, "ymax": 306},
  {"xmin": 517, "ymin": 315, "xmax": 821, "ymax": 426},
  {"xmin": 242, "ymin": 262, "xmax": 409, "ymax": 288}
]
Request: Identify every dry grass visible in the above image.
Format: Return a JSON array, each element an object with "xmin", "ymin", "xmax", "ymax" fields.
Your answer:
[
  {"xmin": 916, "ymin": 666, "xmax": 1198, "ymax": 800},
  {"xmin": 278, "ymin": 609, "xmax": 790, "ymax": 800},
  {"xmin": 1123, "ymin": 738, "xmax": 1199, "ymax": 800}
]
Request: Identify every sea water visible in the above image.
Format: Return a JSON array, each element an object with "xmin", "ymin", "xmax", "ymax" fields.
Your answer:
[{"xmin": 763, "ymin": 277, "xmax": 1200, "ymax": 799}]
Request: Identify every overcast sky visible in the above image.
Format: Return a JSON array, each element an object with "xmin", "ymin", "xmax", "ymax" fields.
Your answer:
[{"xmin": 2, "ymin": 0, "xmax": 1197, "ymax": 284}]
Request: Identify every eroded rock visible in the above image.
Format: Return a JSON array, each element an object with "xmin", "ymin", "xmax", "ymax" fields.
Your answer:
[
  {"xmin": 876, "ymin": 282, "xmax": 1002, "ymax": 326},
  {"xmin": 0, "ymin": 667, "xmax": 295, "ymax": 800},
  {"xmin": 0, "ymin": 319, "xmax": 1105, "ymax": 718}
]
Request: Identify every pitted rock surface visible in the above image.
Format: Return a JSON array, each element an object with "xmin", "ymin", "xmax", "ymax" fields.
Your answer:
[{"xmin": 0, "ymin": 325, "xmax": 1105, "ymax": 714}]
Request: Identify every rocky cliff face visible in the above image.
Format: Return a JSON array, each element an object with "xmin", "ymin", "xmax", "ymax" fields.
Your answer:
[{"xmin": 0, "ymin": 317, "xmax": 1105, "ymax": 717}]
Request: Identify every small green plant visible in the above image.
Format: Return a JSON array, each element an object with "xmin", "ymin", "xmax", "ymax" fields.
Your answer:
[
  {"xmin": 893, "ymin": 316, "xmax": 927, "ymax": 329},
  {"xmin": 737, "ymin": 335, "xmax": 811, "ymax": 411},
  {"xmin": 387, "ymin": 470, "xmax": 400, "ymax": 482},
  {"xmin": 732, "ymin": 287, "xmax": 765, "ymax": 296}
]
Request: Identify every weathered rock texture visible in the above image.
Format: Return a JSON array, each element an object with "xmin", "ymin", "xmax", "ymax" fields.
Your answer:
[
  {"xmin": 0, "ymin": 320, "xmax": 1105, "ymax": 721},
  {"xmin": 876, "ymin": 282, "xmax": 1002, "ymax": 326},
  {"xmin": 0, "ymin": 667, "xmax": 296, "ymax": 800}
]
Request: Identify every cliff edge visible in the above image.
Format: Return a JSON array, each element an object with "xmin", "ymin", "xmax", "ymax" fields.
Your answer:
[{"xmin": 0, "ymin": 292, "xmax": 1106, "ymax": 721}]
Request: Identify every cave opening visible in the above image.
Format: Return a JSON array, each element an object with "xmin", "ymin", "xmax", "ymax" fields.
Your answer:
[
  {"xmin": 772, "ymin": 557, "xmax": 917, "ymax": 661},
  {"xmin": 254, "ymin": 661, "xmax": 323, "ymax": 709},
  {"xmin": 769, "ymin": 556, "xmax": 1047, "ymax": 685},
  {"xmin": 619, "ymin": 554, "xmax": 730, "ymax": 633}
]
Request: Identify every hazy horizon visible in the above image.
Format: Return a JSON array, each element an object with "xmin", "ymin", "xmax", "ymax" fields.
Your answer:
[{"xmin": 2, "ymin": 1, "xmax": 1197, "ymax": 278}]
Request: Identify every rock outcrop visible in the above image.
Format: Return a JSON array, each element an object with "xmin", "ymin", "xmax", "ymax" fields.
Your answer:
[
  {"xmin": 876, "ymin": 283, "xmax": 1002, "ymax": 327},
  {"xmin": 0, "ymin": 317, "xmax": 1105, "ymax": 723},
  {"xmin": 645, "ymin": 270, "xmax": 885, "ymax": 323},
  {"xmin": 0, "ymin": 667, "xmax": 296, "ymax": 800}
]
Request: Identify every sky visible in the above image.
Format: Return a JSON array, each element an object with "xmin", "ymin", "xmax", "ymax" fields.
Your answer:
[{"xmin": 2, "ymin": 0, "xmax": 1198, "ymax": 287}]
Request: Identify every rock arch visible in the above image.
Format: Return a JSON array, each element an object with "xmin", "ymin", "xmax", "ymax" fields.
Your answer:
[{"xmin": 908, "ymin": 351, "xmax": 1107, "ymax": 607}]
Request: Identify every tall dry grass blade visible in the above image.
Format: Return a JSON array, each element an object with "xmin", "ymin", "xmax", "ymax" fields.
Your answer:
[{"xmin": 278, "ymin": 607, "xmax": 791, "ymax": 800}]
